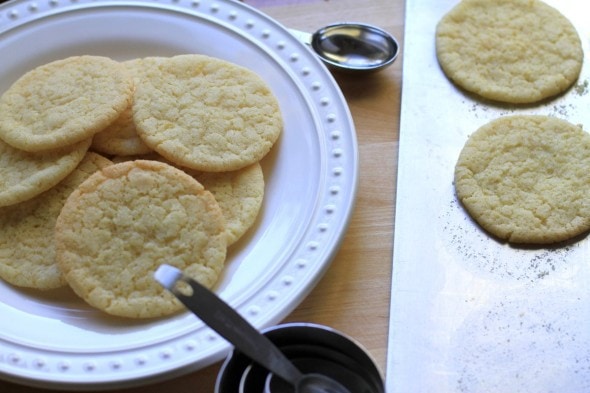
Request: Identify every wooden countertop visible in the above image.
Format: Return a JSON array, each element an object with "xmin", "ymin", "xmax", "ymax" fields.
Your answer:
[{"xmin": 1, "ymin": 0, "xmax": 403, "ymax": 391}]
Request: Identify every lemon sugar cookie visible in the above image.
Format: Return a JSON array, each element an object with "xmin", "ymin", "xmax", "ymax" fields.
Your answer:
[
  {"xmin": 436, "ymin": 0, "xmax": 583, "ymax": 104},
  {"xmin": 91, "ymin": 58, "xmax": 156, "ymax": 156},
  {"xmin": 189, "ymin": 162, "xmax": 265, "ymax": 246},
  {"xmin": 55, "ymin": 160, "xmax": 227, "ymax": 318},
  {"xmin": 108, "ymin": 154, "xmax": 265, "ymax": 246},
  {"xmin": 0, "ymin": 137, "xmax": 91, "ymax": 207},
  {"xmin": 133, "ymin": 54, "xmax": 282, "ymax": 172},
  {"xmin": 0, "ymin": 152, "xmax": 112, "ymax": 290},
  {"xmin": 0, "ymin": 55, "xmax": 133, "ymax": 152},
  {"xmin": 455, "ymin": 115, "xmax": 590, "ymax": 244}
]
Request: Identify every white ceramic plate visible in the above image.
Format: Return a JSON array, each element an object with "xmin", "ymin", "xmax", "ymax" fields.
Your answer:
[{"xmin": 0, "ymin": 0, "xmax": 358, "ymax": 389}]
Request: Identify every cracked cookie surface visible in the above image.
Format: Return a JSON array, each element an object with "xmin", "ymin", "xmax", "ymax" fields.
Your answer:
[
  {"xmin": 0, "ymin": 137, "xmax": 91, "ymax": 207},
  {"xmin": 455, "ymin": 115, "xmax": 590, "ymax": 244},
  {"xmin": 436, "ymin": 0, "xmax": 583, "ymax": 104},
  {"xmin": 0, "ymin": 152, "xmax": 112, "ymax": 290},
  {"xmin": 188, "ymin": 162, "xmax": 264, "ymax": 246},
  {"xmin": 133, "ymin": 54, "xmax": 282, "ymax": 172},
  {"xmin": 55, "ymin": 159, "xmax": 227, "ymax": 318},
  {"xmin": 0, "ymin": 55, "xmax": 133, "ymax": 152},
  {"xmin": 91, "ymin": 58, "xmax": 156, "ymax": 156}
]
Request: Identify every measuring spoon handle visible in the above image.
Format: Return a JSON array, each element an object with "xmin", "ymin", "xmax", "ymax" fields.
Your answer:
[{"xmin": 155, "ymin": 264, "xmax": 303, "ymax": 385}]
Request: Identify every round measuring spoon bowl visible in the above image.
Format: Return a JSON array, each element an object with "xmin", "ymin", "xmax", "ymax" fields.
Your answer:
[{"xmin": 310, "ymin": 22, "xmax": 398, "ymax": 73}]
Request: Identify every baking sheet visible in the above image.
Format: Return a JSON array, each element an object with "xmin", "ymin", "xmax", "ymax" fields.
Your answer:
[{"xmin": 387, "ymin": 1, "xmax": 590, "ymax": 392}]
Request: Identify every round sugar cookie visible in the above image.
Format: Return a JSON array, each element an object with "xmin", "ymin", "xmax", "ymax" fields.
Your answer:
[
  {"xmin": 436, "ymin": 0, "xmax": 583, "ymax": 104},
  {"xmin": 133, "ymin": 54, "xmax": 282, "ymax": 172},
  {"xmin": 188, "ymin": 162, "xmax": 265, "ymax": 246},
  {"xmin": 0, "ymin": 55, "xmax": 134, "ymax": 152},
  {"xmin": 0, "ymin": 153, "xmax": 112, "ymax": 290},
  {"xmin": 0, "ymin": 137, "xmax": 91, "ymax": 207},
  {"xmin": 454, "ymin": 115, "xmax": 590, "ymax": 244},
  {"xmin": 55, "ymin": 160, "xmax": 227, "ymax": 318},
  {"xmin": 91, "ymin": 58, "xmax": 156, "ymax": 156},
  {"xmin": 109, "ymin": 154, "xmax": 265, "ymax": 245}
]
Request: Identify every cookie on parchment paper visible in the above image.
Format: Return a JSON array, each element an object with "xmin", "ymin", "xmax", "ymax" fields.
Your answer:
[
  {"xmin": 0, "ymin": 152, "xmax": 112, "ymax": 290},
  {"xmin": 133, "ymin": 54, "xmax": 282, "ymax": 172},
  {"xmin": 0, "ymin": 55, "xmax": 133, "ymax": 152},
  {"xmin": 455, "ymin": 115, "xmax": 590, "ymax": 244},
  {"xmin": 55, "ymin": 159, "xmax": 227, "ymax": 318},
  {"xmin": 436, "ymin": 0, "xmax": 583, "ymax": 104}
]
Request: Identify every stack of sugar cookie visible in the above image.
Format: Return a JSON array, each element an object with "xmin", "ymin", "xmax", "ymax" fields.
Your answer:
[
  {"xmin": 436, "ymin": 1, "xmax": 590, "ymax": 244},
  {"xmin": 0, "ymin": 54, "xmax": 282, "ymax": 318}
]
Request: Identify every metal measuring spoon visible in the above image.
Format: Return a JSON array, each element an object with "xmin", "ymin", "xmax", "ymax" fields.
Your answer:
[
  {"xmin": 289, "ymin": 23, "xmax": 399, "ymax": 73},
  {"xmin": 154, "ymin": 264, "xmax": 351, "ymax": 393}
]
